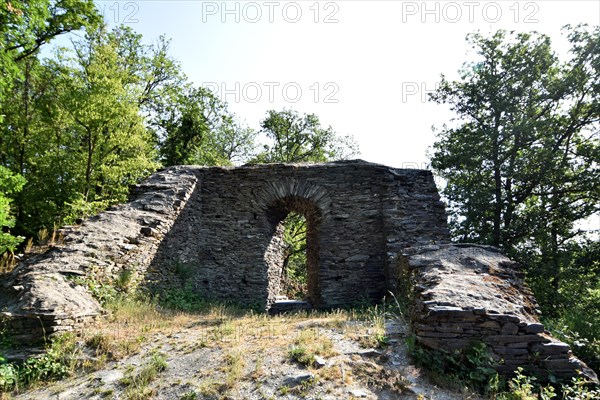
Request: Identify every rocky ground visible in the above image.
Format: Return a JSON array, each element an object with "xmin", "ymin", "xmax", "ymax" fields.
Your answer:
[{"xmin": 5, "ymin": 309, "xmax": 481, "ymax": 400}]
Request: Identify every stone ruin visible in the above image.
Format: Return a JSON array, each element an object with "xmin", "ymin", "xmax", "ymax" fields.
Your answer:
[
  {"xmin": 401, "ymin": 244, "xmax": 598, "ymax": 382},
  {"xmin": 0, "ymin": 160, "xmax": 597, "ymax": 382}
]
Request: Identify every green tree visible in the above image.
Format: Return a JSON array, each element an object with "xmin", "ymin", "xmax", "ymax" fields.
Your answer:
[
  {"xmin": 0, "ymin": 166, "xmax": 26, "ymax": 253},
  {"xmin": 158, "ymin": 86, "xmax": 256, "ymax": 166},
  {"xmin": 1, "ymin": 26, "xmax": 164, "ymax": 235},
  {"xmin": 429, "ymin": 27, "xmax": 599, "ymax": 369},
  {"xmin": 106, "ymin": 26, "xmax": 184, "ymax": 122},
  {"xmin": 55, "ymin": 27, "xmax": 160, "ymax": 214},
  {"xmin": 0, "ymin": 55, "xmax": 67, "ymax": 235},
  {"xmin": 0, "ymin": 1, "xmax": 101, "ymax": 114},
  {"xmin": 430, "ymin": 27, "xmax": 598, "ymax": 252},
  {"xmin": 253, "ymin": 109, "xmax": 358, "ymax": 163},
  {"xmin": 1, "ymin": 22, "xmax": 194, "ymax": 237}
]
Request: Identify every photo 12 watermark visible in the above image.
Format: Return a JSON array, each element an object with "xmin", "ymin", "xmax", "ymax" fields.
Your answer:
[
  {"xmin": 401, "ymin": 1, "xmax": 540, "ymax": 24},
  {"xmin": 99, "ymin": 1, "xmax": 140, "ymax": 24},
  {"xmin": 201, "ymin": 1, "xmax": 340, "ymax": 24},
  {"xmin": 401, "ymin": 81, "xmax": 440, "ymax": 103},
  {"xmin": 203, "ymin": 81, "xmax": 340, "ymax": 104}
]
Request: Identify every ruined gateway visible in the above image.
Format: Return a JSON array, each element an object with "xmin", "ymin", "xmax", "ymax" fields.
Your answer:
[{"xmin": 0, "ymin": 161, "xmax": 597, "ymax": 382}]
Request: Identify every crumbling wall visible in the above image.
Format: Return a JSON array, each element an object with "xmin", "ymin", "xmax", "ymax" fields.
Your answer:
[
  {"xmin": 402, "ymin": 244, "xmax": 598, "ymax": 383},
  {"xmin": 0, "ymin": 161, "xmax": 593, "ymax": 383},
  {"xmin": 147, "ymin": 161, "xmax": 449, "ymax": 309},
  {"xmin": 0, "ymin": 161, "xmax": 449, "ymax": 340},
  {"xmin": 0, "ymin": 167, "xmax": 197, "ymax": 342}
]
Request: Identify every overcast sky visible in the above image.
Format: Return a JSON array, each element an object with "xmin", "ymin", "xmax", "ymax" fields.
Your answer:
[{"xmin": 89, "ymin": 0, "xmax": 600, "ymax": 169}]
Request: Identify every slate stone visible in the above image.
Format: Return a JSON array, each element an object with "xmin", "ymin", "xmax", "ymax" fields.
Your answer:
[{"xmin": 403, "ymin": 243, "xmax": 598, "ymax": 384}]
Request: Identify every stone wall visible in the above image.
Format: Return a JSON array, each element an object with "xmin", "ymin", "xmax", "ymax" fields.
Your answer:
[
  {"xmin": 0, "ymin": 161, "xmax": 448, "ymax": 340},
  {"xmin": 147, "ymin": 160, "xmax": 450, "ymax": 309},
  {"xmin": 401, "ymin": 244, "xmax": 598, "ymax": 383},
  {"xmin": 0, "ymin": 167, "xmax": 197, "ymax": 342},
  {"xmin": 0, "ymin": 160, "xmax": 596, "ymax": 382}
]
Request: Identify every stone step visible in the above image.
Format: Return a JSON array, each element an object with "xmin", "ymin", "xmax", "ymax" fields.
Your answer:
[{"xmin": 269, "ymin": 300, "xmax": 312, "ymax": 315}]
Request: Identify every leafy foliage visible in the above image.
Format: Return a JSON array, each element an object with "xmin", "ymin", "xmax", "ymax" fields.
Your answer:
[
  {"xmin": 0, "ymin": 0, "xmax": 101, "ymax": 110},
  {"xmin": 158, "ymin": 86, "xmax": 256, "ymax": 166},
  {"xmin": 429, "ymin": 26, "xmax": 599, "ymax": 370},
  {"xmin": 0, "ymin": 333, "xmax": 79, "ymax": 392},
  {"xmin": 157, "ymin": 285, "xmax": 210, "ymax": 312},
  {"xmin": 253, "ymin": 109, "xmax": 358, "ymax": 164},
  {"xmin": 0, "ymin": 166, "xmax": 26, "ymax": 253},
  {"xmin": 430, "ymin": 27, "xmax": 599, "ymax": 250},
  {"xmin": 281, "ymin": 212, "xmax": 308, "ymax": 298},
  {"xmin": 408, "ymin": 340, "xmax": 498, "ymax": 393}
]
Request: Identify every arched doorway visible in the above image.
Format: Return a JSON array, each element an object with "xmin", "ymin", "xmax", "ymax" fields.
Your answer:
[{"xmin": 264, "ymin": 195, "xmax": 322, "ymax": 310}]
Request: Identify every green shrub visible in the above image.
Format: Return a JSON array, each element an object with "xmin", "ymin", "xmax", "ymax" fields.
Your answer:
[
  {"xmin": 407, "ymin": 339, "xmax": 498, "ymax": 393},
  {"xmin": 157, "ymin": 286, "xmax": 209, "ymax": 312},
  {"xmin": 0, "ymin": 333, "xmax": 79, "ymax": 392},
  {"xmin": 560, "ymin": 376, "xmax": 600, "ymax": 400},
  {"xmin": 544, "ymin": 305, "xmax": 600, "ymax": 373},
  {"xmin": 0, "ymin": 362, "xmax": 18, "ymax": 392},
  {"xmin": 288, "ymin": 345, "xmax": 314, "ymax": 366}
]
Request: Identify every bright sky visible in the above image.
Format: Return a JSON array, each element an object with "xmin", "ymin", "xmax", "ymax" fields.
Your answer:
[{"xmin": 89, "ymin": 0, "xmax": 599, "ymax": 170}]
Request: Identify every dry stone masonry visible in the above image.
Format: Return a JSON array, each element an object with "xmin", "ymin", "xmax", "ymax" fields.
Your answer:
[
  {"xmin": 147, "ymin": 160, "xmax": 449, "ymax": 309},
  {"xmin": 0, "ymin": 167, "xmax": 197, "ymax": 342},
  {"xmin": 0, "ymin": 160, "xmax": 596, "ymax": 383},
  {"xmin": 401, "ymin": 244, "xmax": 598, "ymax": 383}
]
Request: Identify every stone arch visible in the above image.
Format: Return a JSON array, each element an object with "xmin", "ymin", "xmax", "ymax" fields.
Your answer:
[
  {"xmin": 254, "ymin": 178, "xmax": 331, "ymax": 217},
  {"xmin": 256, "ymin": 179, "xmax": 331, "ymax": 309}
]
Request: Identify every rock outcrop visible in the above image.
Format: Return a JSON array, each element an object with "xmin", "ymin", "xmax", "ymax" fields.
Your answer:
[{"xmin": 402, "ymin": 243, "xmax": 598, "ymax": 383}]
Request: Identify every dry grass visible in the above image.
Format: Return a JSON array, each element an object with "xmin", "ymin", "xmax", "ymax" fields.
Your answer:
[
  {"xmin": 79, "ymin": 295, "xmax": 385, "ymax": 364},
  {"xmin": 0, "ymin": 252, "xmax": 17, "ymax": 274},
  {"xmin": 33, "ymin": 295, "xmax": 399, "ymax": 400},
  {"xmin": 120, "ymin": 352, "xmax": 167, "ymax": 400}
]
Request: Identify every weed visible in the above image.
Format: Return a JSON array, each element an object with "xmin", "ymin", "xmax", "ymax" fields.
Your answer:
[
  {"xmin": 288, "ymin": 328, "xmax": 337, "ymax": 368},
  {"xmin": 86, "ymin": 333, "xmax": 111, "ymax": 353},
  {"xmin": 278, "ymin": 385, "xmax": 291, "ymax": 395},
  {"xmin": 180, "ymin": 390, "xmax": 198, "ymax": 400},
  {"xmin": 24, "ymin": 238, "xmax": 33, "ymax": 253},
  {"xmin": 0, "ymin": 333, "xmax": 80, "ymax": 392},
  {"xmin": 560, "ymin": 376, "xmax": 600, "ymax": 399},
  {"xmin": 222, "ymin": 351, "xmax": 245, "ymax": 389},
  {"xmin": 251, "ymin": 352, "xmax": 265, "ymax": 381},
  {"xmin": 114, "ymin": 268, "xmax": 136, "ymax": 292},
  {"xmin": 347, "ymin": 304, "xmax": 391, "ymax": 348},
  {"xmin": 373, "ymin": 332, "xmax": 389, "ymax": 348},
  {"xmin": 158, "ymin": 286, "xmax": 209, "ymax": 312},
  {"xmin": 196, "ymin": 378, "xmax": 222, "ymax": 397},
  {"xmin": 494, "ymin": 367, "xmax": 557, "ymax": 399},
  {"xmin": 0, "ymin": 252, "xmax": 16, "ymax": 274},
  {"xmin": 68, "ymin": 266, "xmax": 118, "ymax": 305},
  {"xmin": 408, "ymin": 339, "xmax": 497, "ymax": 393},
  {"xmin": 92, "ymin": 387, "xmax": 114, "ymax": 398},
  {"xmin": 121, "ymin": 352, "xmax": 167, "ymax": 400},
  {"xmin": 288, "ymin": 345, "xmax": 314, "ymax": 366},
  {"xmin": 211, "ymin": 319, "xmax": 235, "ymax": 342},
  {"xmin": 37, "ymin": 228, "xmax": 48, "ymax": 244},
  {"xmin": 172, "ymin": 260, "xmax": 195, "ymax": 281},
  {"xmin": 0, "ymin": 363, "xmax": 18, "ymax": 392}
]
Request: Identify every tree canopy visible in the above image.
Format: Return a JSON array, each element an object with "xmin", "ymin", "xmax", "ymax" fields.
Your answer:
[
  {"xmin": 429, "ymin": 25, "xmax": 600, "ymax": 370},
  {"xmin": 252, "ymin": 109, "xmax": 358, "ymax": 164},
  {"xmin": 430, "ymin": 27, "xmax": 599, "ymax": 251},
  {"xmin": 0, "ymin": 1, "xmax": 101, "ymax": 110}
]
